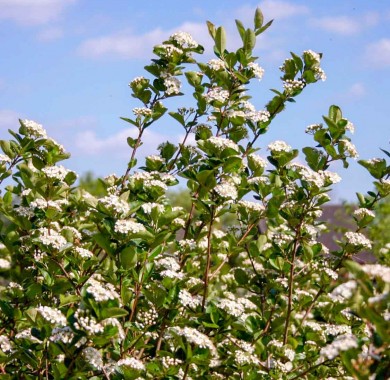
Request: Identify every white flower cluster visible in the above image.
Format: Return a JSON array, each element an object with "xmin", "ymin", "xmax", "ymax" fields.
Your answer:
[
  {"xmin": 339, "ymin": 139, "xmax": 358, "ymax": 158},
  {"xmin": 137, "ymin": 307, "xmax": 159, "ymax": 327},
  {"xmin": 37, "ymin": 227, "xmax": 67, "ymax": 249},
  {"xmin": 22, "ymin": 119, "xmax": 47, "ymax": 138},
  {"xmin": 169, "ymin": 31, "xmax": 198, "ymax": 48},
  {"xmin": 156, "ymin": 256, "xmax": 183, "ymax": 279},
  {"xmin": 329, "ymin": 280, "xmax": 357, "ymax": 302},
  {"xmin": 74, "ymin": 310, "xmax": 105, "ymax": 334},
  {"xmin": 207, "ymin": 136, "xmax": 239, "ymax": 152},
  {"xmin": 117, "ymin": 357, "xmax": 145, "ymax": 371},
  {"xmin": 141, "ymin": 202, "xmax": 165, "ymax": 214},
  {"xmin": 345, "ymin": 121, "xmax": 355, "ymax": 133},
  {"xmin": 178, "ymin": 289, "xmax": 202, "ymax": 308},
  {"xmin": 50, "ymin": 326, "xmax": 74, "ymax": 344},
  {"xmin": 99, "ymin": 195, "xmax": 130, "ymax": 215},
  {"xmin": 320, "ymin": 334, "xmax": 358, "ymax": 360},
  {"xmin": 133, "ymin": 107, "xmax": 152, "ymax": 117},
  {"xmin": 214, "ymin": 182, "xmax": 238, "ymax": 200},
  {"xmin": 208, "ymin": 58, "xmax": 226, "ymax": 71},
  {"xmin": 0, "ymin": 335, "xmax": 12, "ymax": 353},
  {"xmin": 268, "ymin": 140, "xmax": 292, "ymax": 152},
  {"xmin": 164, "ymin": 76, "xmax": 181, "ymax": 95},
  {"xmin": 15, "ymin": 329, "xmax": 42, "ymax": 343},
  {"xmin": 305, "ymin": 124, "xmax": 322, "ymax": 134},
  {"xmin": 83, "ymin": 347, "xmax": 103, "ymax": 370},
  {"xmin": 320, "ymin": 170, "xmax": 342, "ymax": 184},
  {"xmin": 85, "ymin": 277, "xmax": 120, "ymax": 302},
  {"xmin": 248, "ymin": 153, "xmax": 267, "ymax": 169},
  {"xmin": 30, "ymin": 198, "xmax": 68, "ymax": 212},
  {"xmin": 353, "ymin": 208, "xmax": 375, "ymax": 219},
  {"xmin": 42, "ymin": 165, "xmax": 73, "ymax": 181},
  {"xmin": 361, "ymin": 264, "xmax": 390, "ymax": 283},
  {"xmin": 290, "ymin": 163, "xmax": 325, "ymax": 188},
  {"xmin": 0, "ymin": 154, "xmax": 11, "ymax": 164},
  {"xmin": 304, "ymin": 49, "xmax": 321, "ymax": 62},
  {"xmin": 146, "ymin": 155, "xmax": 165, "ymax": 163},
  {"xmin": 237, "ymin": 200, "xmax": 264, "ymax": 213},
  {"xmin": 161, "ymin": 356, "xmax": 183, "ymax": 368},
  {"xmin": 283, "ymin": 79, "xmax": 305, "ymax": 92},
  {"xmin": 114, "ymin": 219, "xmax": 146, "ymax": 234},
  {"xmin": 170, "ymin": 327, "xmax": 216, "ymax": 351},
  {"xmin": 157, "ymin": 44, "xmax": 183, "ymax": 57},
  {"xmin": 345, "ymin": 232, "xmax": 372, "ymax": 250},
  {"xmin": 37, "ymin": 306, "xmax": 67, "ymax": 326},
  {"xmin": 130, "ymin": 76, "xmax": 147, "ymax": 86},
  {"xmin": 75, "ymin": 247, "xmax": 94, "ymax": 259},
  {"xmin": 204, "ymin": 87, "xmax": 230, "ymax": 103},
  {"xmin": 0, "ymin": 258, "xmax": 11, "ymax": 269},
  {"xmin": 248, "ymin": 62, "xmax": 264, "ymax": 80},
  {"xmin": 248, "ymin": 109, "xmax": 270, "ymax": 123}
]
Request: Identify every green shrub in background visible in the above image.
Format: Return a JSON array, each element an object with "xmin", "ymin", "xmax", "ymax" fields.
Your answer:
[{"xmin": 0, "ymin": 8, "xmax": 389, "ymax": 380}]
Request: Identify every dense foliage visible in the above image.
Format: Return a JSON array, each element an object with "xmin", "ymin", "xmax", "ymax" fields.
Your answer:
[{"xmin": 0, "ymin": 8, "xmax": 389, "ymax": 380}]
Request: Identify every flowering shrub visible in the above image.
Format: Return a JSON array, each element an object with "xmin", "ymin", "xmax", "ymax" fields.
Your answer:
[{"xmin": 0, "ymin": 8, "xmax": 389, "ymax": 380}]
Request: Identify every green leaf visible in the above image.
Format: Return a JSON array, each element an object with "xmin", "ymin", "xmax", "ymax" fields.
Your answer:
[
  {"xmin": 206, "ymin": 21, "xmax": 216, "ymax": 39},
  {"xmin": 328, "ymin": 105, "xmax": 342, "ymax": 123},
  {"xmin": 93, "ymin": 232, "xmax": 114, "ymax": 256},
  {"xmin": 235, "ymin": 19, "xmax": 246, "ymax": 42},
  {"xmin": 254, "ymin": 8, "xmax": 263, "ymax": 29},
  {"xmin": 215, "ymin": 26, "xmax": 226, "ymax": 55},
  {"xmin": 101, "ymin": 307, "xmax": 128, "ymax": 319},
  {"xmin": 127, "ymin": 136, "xmax": 137, "ymax": 148},
  {"xmin": 244, "ymin": 29, "xmax": 256, "ymax": 52},
  {"xmin": 255, "ymin": 19, "xmax": 273, "ymax": 35},
  {"xmin": 120, "ymin": 246, "xmax": 137, "ymax": 269}
]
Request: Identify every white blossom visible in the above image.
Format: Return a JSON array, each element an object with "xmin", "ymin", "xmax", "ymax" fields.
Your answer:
[
  {"xmin": 117, "ymin": 357, "xmax": 145, "ymax": 371},
  {"xmin": 215, "ymin": 182, "xmax": 238, "ymax": 200},
  {"xmin": 0, "ymin": 258, "xmax": 11, "ymax": 269},
  {"xmin": 320, "ymin": 334, "xmax": 358, "ymax": 360},
  {"xmin": 204, "ymin": 87, "xmax": 230, "ymax": 103},
  {"xmin": 22, "ymin": 119, "xmax": 47, "ymax": 138},
  {"xmin": 133, "ymin": 107, "xmax": 152, "ymax": 117},
  {"xmin": 99, "ymin": 195, "xmax": 130, "ymax": 215},
  {"xmin": 37, "ymin": 306, "xmax": 67, "ymax": 326},
  {"xmin": 164, "ymin": 76, "xmax": 181, "ymax": 95},
  {"xmin": 207, "ymin": 136, "xmax": 239, "ymax": 152},
  {"xmin": 339, "ymin": 139, "xmax": 358, "ymax": 158},
  {"xmin": 114, "ymin": 219, "xmax": 146, "ymax": 234},
  {"xmin": 83, "ymin": 347, "xmax": 103, "ymax": 370},
  {"xmin": 248, "ymin": 62, "xmax": 264, "ymax": 80},
  {"xmin": 85, "ymin": 278, "xmax": 120, "ymax": 302},
  {"xmin": 169, "ymin": 31, "xmax": 198, "ymax": 48},
  {"xmin": 330, "ymin": 280, "xmax": 357, "ymax": 302},
  {"xmin": 345, "ymin": 232, "xmax": 372, "ymax": 249},
  {"xmin": 268, "ymin": 140, "xmax": 292, "ymax": 152},
  {"xmin": 42, "ymin": 165, "xmax": 73, "ymax": 181},
  {"xmin": 37, "ymin": 228, "xmax": 67, "ymax": 249},
  {"xmin": 208, "ymin": 59, "xmax": 226, "ymax": 71}
]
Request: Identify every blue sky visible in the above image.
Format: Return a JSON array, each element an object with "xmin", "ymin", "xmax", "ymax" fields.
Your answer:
[{"xmin": 0, "ymin": 0, "xmax": 389, "ymax": 201}]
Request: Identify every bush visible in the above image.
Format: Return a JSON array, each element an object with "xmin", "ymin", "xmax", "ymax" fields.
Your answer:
[{"xmin": 0, "ymin": 8, "xmax": 389, "ymax": 380}]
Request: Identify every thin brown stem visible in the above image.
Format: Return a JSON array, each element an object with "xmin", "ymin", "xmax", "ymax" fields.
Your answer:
[
  {"xmin": 283, "ymin": 229, "xmax": 301, "ymax": 345},
  {"xmin": 201, "ymin": 207, "xmax": 215, "ymax": 311}
]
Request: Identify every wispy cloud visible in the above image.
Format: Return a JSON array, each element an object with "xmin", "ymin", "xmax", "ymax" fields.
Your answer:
[
  {"xmin": 77, "ymin": 22, "xmax": 211, "ymax": 60},
  {"xmin": 259, "ymin": 0, "xmax": 310, "ymax": 20},
  {"xmin": 0, "ymin": 109, "xmax": 22, "ymax": 141},
  {"xmin": 309, "ymin": 12, "xmax": 379, "ymax": 35},
  {"xmin": 364, "ymin": 38, "xmax": 390, "ymax": 68},
  {"xmin": 74, "ymin": 127, "xmax": 172, "ymax": 159},
  {"xmin": 37, "ymin": 27, "xmax": 64, "ymax": 42},
  {"xmin": 0, "ymin": 0, "xmax": 76, "ymax": 26}
]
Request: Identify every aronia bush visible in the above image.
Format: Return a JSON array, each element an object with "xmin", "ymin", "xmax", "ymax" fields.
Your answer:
[{"xmin": 0, "ymin": 8, "xmax": 389, "ymax": 380}]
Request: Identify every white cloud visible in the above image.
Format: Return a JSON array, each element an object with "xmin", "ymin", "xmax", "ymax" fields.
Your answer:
[
  {"xmin": 74, "ymin": 127, "xmax": 172, "ymax": 159},
  {"xmin": 346, "ymin": 83, "xmax": 366, "ymax": 98},
  {"xmin": 259, "ymin": 0, "xmax": 310, "ymax": 19},
  {"xmin": 309, "ymin": 13, "xmax": 379, "ymax": 35},
  {"xmin": 77, "ymin": 22, "xmax": 212, "ymax": 60},
  {"xmin": 364, "ymin": 38, "xmax": 390, "ymax": 68},
  {"xmin": 0, "ymin": 109, "xmax": 20, "ymax": 135},
  {"xmin": 0, "ymin": 0, "xmax": 76, "ymax": 26},
  {"xmin": 37, "ymin": 27, "xmax": 64, "ymax": 42}
]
